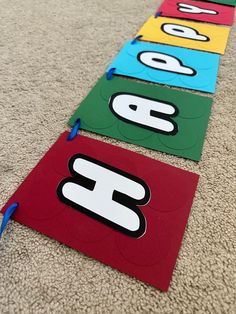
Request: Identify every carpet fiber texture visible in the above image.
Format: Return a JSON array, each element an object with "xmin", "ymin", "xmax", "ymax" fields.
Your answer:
[{"xmin": 0, "ymin": 0, "xmax": 235, "ymax": 313}]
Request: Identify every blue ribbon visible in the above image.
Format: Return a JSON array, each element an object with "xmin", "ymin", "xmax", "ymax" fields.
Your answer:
[
  {"xmin": 0, "ymin": 202, "xmax": 18, "ymax": 238},
  {"xmin": 106, "ymin": 67, "xmax": 116, "ymax": 80},
  {"xmin": 67, "ymin": 118, "xmax": 81, "ymax": 141},
  {"xmin": 131, "ymin": 35, "xmax": 143, "ymax": 45},
  {"xmin": 154, "ymin": 11, "xmax": 162, "ymax": 18}
]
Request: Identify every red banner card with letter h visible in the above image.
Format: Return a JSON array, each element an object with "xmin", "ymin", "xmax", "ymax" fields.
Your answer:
[{"xmin": 1, "ymin": 132, "xmax": 199, "ymax": 291}]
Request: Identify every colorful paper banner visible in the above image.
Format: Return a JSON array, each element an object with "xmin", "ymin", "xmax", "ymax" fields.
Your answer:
[
  {"xmin": 158, "ymin": 0, "xmax": 235, "ymax": 25},
  {"xmin": 136, "ymin": 16, "xmax": 230, "ymax": 54},
  {"xmin": 69, "ymin": 74, "xmax": 212, "ymax": 161},
  {"xmin": 106, "ymin": 40, "xmax": 220, "ymax": 93},
  {"xmin": 1, "ymin": 132, "xmax": 199, "ymax": 291},
  {"xmin": 1, "ymin": 0, "xmax": 235, "ymax": 293}
]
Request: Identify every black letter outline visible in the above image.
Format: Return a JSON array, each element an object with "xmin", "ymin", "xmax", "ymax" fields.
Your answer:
[
  {"xmin": 137, "ymin": 51, "xmax": 197, "ymax": 76},
  {"xmin": 57, "ymin": 154, "xmax": 150, "ymax": 238},
  {"xmin": 109, "ymin": 92, "xmax": 179, "ymax": 136},
  {"xmin": 177, "ymin": 2, "xmax": 219, "ymax": 15},
  {"xmin": 161, "ymin": 23, "xmax": 210, "ymax": 42}
]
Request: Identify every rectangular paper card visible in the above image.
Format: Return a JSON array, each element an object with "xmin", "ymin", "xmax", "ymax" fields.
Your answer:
[
  {"xmin": 136, "ymin": 16, "xmax": 230, "ymax": 54},
  {"xmin": 1, "ymin": 132, "xmax": 199, "ymax": 291},
  {"xmin": 69, "ymin": 74, "xmax": 212, "ymax": 161},
  {"xmin": 158, "ymin": 0, "xmax": 235, "ymax": 25},
  {"xmin": 204, "ymin": 0, "xmax": 236, "ymax": 6},
  {"xmin": 106, "ymin": 40, "xmax": 220, "ymax": 93}
]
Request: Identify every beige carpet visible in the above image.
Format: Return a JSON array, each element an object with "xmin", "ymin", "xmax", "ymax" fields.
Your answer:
[{"xmin": 0, "ymin": 0, "xmax": 235, "ymax": 313}]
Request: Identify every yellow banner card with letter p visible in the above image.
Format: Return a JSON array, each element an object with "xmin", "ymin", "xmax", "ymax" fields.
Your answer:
[{"xmin": 136, "ymin": 16, "xmax": 230, "ymax": 54}]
